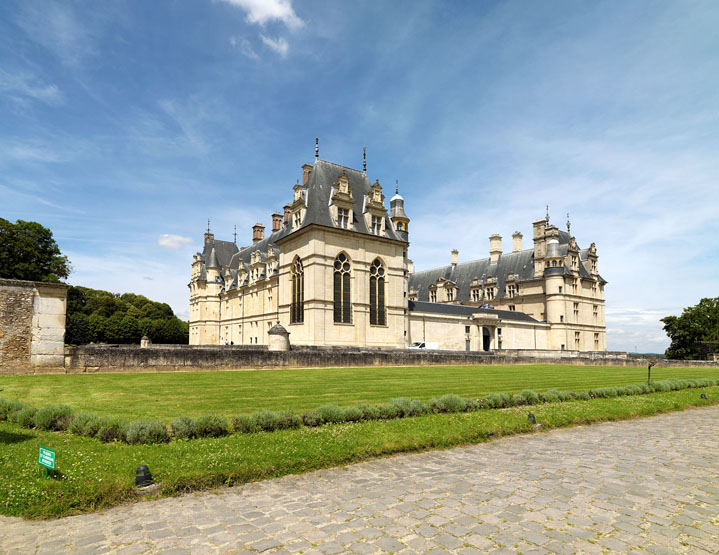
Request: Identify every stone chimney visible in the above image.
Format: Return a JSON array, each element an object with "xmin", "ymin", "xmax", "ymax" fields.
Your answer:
[
  {"xmin": 252, "ymin": 223, "xmax": 265, "ymax": 245},
  {"xmin": 204, "ymin": 231, "xmax": 214, "ymax": 245},
  {"xmin": 512, "ymin": 231, "xmax": 523, "ymax": 253},
  {"xmin": 283, "ymin": 204, "xmax": 292, "ymax": 226},
  {"xmin": 451, "ymin": 249, "xmax": 459, "ymax": 269},
  {"xmin": 407, "ymin": 259, "xmax": 414, "ymax": 274},
  {"xmin": 302, "ymin": 163, "xmax": 313, "ymax": 185},
  {"xmin": 489, "ymin": 234, "xmax": 502, "ymax": 263},
  {"xmin": 271, "ymin": 212, "xmax": 283, "ymax": 232}
]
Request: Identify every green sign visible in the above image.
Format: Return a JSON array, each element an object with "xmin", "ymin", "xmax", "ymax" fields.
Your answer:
[{"xmin": 38, "ymin": 446, "xmax": 55, "ymax": 469}]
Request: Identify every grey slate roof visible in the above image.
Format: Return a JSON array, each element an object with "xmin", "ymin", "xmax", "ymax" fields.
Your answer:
[
  {"xmin": 296, "ymin": 159, "xmax": 406, "ymax": 242},
  {"xmin": 201, "ymin": 238, "xmax": 238, "ymax": 269},
  {"xmin": 408, "ymin": 300, "xmax": 540, "ymax": 323},
  {"xmin": 408, "ymin": 230, "xmax": 605, "ymax": 302}
]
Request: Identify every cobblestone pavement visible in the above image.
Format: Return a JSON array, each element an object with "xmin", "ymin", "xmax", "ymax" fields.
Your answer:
[{"xmin": 2, "ymin": 407, "xmax": 719, "ymax": 555}]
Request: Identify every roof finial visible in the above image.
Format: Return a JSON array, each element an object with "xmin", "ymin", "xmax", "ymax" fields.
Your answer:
[
  {"xmin": 395, "ymin": 179, "xmax": 399, "ymax": 194},
  {"xmin": 207, "ymin": 218, "xmax": 211, "ymax": 233},
  {"xmin": 566, "ymin": 213, "xmax": 571, "ymax": 235},
  {"xmin": 315, "ymin": 137, "xmax": 319, "ymax": 160},
  {"xmin": 545, "ymin": 205, "xmax": 550, "ymax": 227},
  {"xmin": 363, "ymin": 146, "xmax": 367, "ymax": 173},
  {"xmin": 233, "ymin": 225, "xmax": 237, "ymax": 244}
]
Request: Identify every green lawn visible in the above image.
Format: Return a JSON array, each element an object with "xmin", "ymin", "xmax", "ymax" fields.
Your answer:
[
  {"xmin": 2, "ymin": 387, "xmax": 718, "ymax": 519},
  {"xmin": 1, "ymin": 364, "xmax": 717, "ymax": 422}
]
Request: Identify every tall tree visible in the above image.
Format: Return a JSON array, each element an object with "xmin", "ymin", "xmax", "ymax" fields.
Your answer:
[
  {"xmin": 0, "ymin": 218, "xmax": 70, "ymax": 282},
  {"xmin": 662, "ymin": 297, "xmax": 719, "ymax": 359}
]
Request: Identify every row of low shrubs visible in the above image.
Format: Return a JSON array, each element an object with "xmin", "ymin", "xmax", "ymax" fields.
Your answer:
[{"xmin": 1, "ymin": 378, "xmax": 717, "ymax": 445}]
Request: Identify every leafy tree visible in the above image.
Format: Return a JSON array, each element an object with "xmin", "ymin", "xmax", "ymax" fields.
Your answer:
[
  {"xmin": 65, "ymin": 285, "xmax": 188, "ymax": 345},
  {"xmin": 662, "ymin": 297, "xmax": 719, "ymax": 359},
  {"xmin": 0, "ymin": 218, "xmax": 70, "ymax": 282}
]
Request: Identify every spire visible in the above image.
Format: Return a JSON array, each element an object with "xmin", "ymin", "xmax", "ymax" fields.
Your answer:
[
  {"xmin": 363, "ymin": 146, "xmax": 367, "ymax": 173},
  {"xmin": 395, "ymin": 179, "xmax": 399, "ymax": 195},
  {"xmin": 207, "ymin": 218, "xmax": 211, "ymax": 234},
  {"xmin": 207, "ymin": 247, "xmax": 220, "ymax": 269},
  {"xmin": 315, "ymin": 137, "xmax": 319, "ymax": 160},
  {"xmin": 233, "ymin": 225, "xmax": 237, "ymax": 244},
  {"xmin": 566, "ymin": 213, "xmax": 571, "ymax": 235},
  {"xmin": 545, "ymin": 205, "xmax": 550, "ymax": 227}
]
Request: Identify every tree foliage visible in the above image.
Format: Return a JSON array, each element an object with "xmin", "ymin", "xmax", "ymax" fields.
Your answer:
[
  {"xmin": 0, "ymin": 218, "xmax": 71, "ymax": 282},
  {"xmin": 662, "ymin": 297, "xmax": 719, "ymax": 359},
  {"xmin": 65, "ymin": 286, "xmax": 188, "ymax": 345}
]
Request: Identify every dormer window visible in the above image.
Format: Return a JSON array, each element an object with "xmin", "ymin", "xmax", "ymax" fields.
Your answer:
[
  {"xmin": 486, "ymin": 287, "xmax": 495, "ymax": 300},
  {"xmin": 507, "ymin": 284, "xmax": 516, "ymax": 298},
  {"xmin": 293, "ymin": 212, "xmax": 302, "ymax": 229},
  {"xmin": 429, "ymin": 287, "xmax": 437, "ymax": 303},
  {"xmin": 371, "ymin": 215, "xmax": 382, "ymax": 235},
  {"xmin": 337, "ymin": 208, "xmax": 349, "ymax": 229},
  {"xmin": 446, "ymin": 288, "xmax": 454, "ymax": 302}
]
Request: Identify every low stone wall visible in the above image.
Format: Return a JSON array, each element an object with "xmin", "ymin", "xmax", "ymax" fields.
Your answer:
[
  {"xmin": 0, "ymin": 278, "xmax": 68, "ymax": 371},
  {"xmin": 11, "ymin": 345, "xmax": 704, "ymax": 374}
]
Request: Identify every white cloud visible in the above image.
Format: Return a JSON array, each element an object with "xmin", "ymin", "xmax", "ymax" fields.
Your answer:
[
  {"xmin": 260, "ymin": 34, "xmax": 289, "ymax": 57},
  {"xmin": 0, "ymin": 69, "xmax": 64, "ymax": 106},
  {"xmin": 230, "ymin": 36, "xmax": 259, "ymax": 60},
  {"xmin": 220, "ymin": 0, "xmax": 304, "ymax": 30},
  {"xmin": 158, "ymin": 234, "xmax": 195, "ymax": 250}
]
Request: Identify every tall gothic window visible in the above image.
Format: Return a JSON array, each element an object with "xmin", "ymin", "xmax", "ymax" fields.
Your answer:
[
  {"xmin": 369, "ymin": 259, "xmax": 386, "ymax": 325},
  {"xmin": 290, "ymin": 257, "xmax": 304, "ymax": 323},
  {"xmin": 333, "ymin": 253, "xmax": 352, "ymax": 323}
]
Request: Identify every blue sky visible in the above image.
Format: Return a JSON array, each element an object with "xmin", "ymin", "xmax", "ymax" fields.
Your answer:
[{"xmin": 2, "ymin": 0, "xmax": 718, "ymax": 353}]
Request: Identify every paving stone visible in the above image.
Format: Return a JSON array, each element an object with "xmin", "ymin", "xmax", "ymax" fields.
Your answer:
[{"xmin": 2, "ymin": 407, "xmax": 718, "ymax": 555}]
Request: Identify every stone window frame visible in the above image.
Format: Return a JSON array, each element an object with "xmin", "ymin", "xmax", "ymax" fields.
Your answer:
[
  {"xmin": 290, "ymin": 256, "xmax": 304, "ymax": 324},
  {"xmin": 333, "ymin": 252, "xmax": 352, "ymax": 324},
  {"xmin": 369, "ymin": 258, "xmax": 387, "ymax": 326}
]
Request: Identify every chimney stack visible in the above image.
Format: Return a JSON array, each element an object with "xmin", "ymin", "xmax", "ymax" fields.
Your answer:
[
  {"xmin": 407, "ymin": 259, "xmax": 414, "ymax": 274},
  {"xmin": 302, "ymin": 163, "xmax": 313, "ymax": 185},
  {"xmin": 283, "ymin": 204, "xmax": 292, "ymax": 226},
  {"xmin": 451, "ymin": 249, "xmax": 459, "ymax": 269},
  {"xmin": 271, "ymin": 212, "xmax": 283, "ymax": 232},
  {"xmin": 512, "ymin": 231, "xmax": 523, "ymax": 253},
  {"xmin": 489, "ymin": 234, "xmax": 502, "ymax": 263},
  {"xmin": 252, "ymin": 223, "xmax": 265, "ymax": 244}
]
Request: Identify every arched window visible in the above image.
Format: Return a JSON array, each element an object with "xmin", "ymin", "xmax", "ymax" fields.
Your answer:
[
  {"xmin": 333, "ymin": 253, "xmax": 351, "ymax": 323},
  {"xmin": 369, "ymin": 259, "xmax": 386, "ymax": 325},
  {"xmin": 290, "ymin": 257, "xmax": 304, "ymax": 323}
]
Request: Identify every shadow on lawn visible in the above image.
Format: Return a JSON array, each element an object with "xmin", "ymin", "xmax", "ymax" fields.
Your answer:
[{"xmin": 0, "ymin": 430, "xmax": 35, "ymax": 444}]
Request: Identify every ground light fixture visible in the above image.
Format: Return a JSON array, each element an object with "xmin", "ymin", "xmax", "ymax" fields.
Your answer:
[
  {"xmin": 135, "ymin": 465, "xmax": 153, "ymax": 487},
  {"xmin": 701, "ymin": 393, "xmax": 708, "ymax": 400},
  {"xmin": 528, "ymin": 413, "xmax": 537, "ymax": 425},
  {"xmin": 647, "ymin": 361, "xmax": 655, "ymax": 385}
]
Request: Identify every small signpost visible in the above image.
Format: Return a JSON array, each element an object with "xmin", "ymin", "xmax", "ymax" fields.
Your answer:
[{"xmin": 38, "ymin": 446, "xmax": 55, "ymax": 479}]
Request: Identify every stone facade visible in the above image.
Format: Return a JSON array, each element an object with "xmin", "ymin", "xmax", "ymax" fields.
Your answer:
[
  {"xmin": 190, "ymin": 157, "xmax": 607, "ymax": 352},
  {"xmin": 0, "ymin": 278, "xmax": 68, "ymax": 371}
]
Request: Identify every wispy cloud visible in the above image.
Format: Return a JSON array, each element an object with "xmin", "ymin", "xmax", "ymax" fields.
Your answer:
[
  {"xmin": 260, "ymin": 35, "xmax": 289, "ymax": 57},
  {"xmin": 220, "ymin": 0, "xmax": 304, "ymax": 30},
  {"xmin": 0, "ymin": 69, "xmax": 64, "ymax": 106},
  {"xmin": 158, "ymin": 234, "xmax": 195, "ymax": 250},
  {"xmin": 16, "ymin": 1, "xmax": 95, "ymax": 68},
  {"xmin": 230, "ymin": 36, "xmax": 259, "ymax": 60}
]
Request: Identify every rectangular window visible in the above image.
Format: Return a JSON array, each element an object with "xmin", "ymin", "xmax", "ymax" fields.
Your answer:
[
  {"xmin": 560, "ymin": 314, "xmax": 564, "ymax": 322},
  {"xmin": 487, "ymin": 287, "xmax": 495, "ymax": 300},
  {"xmin": 593, "ymin": 305, "xmax": 598, "ymax": 323},
  {"xmin": 371, "ymin": 215, "xmax": 382, "ymax": 235},
  {"xmin": 293, "ymin": 212, "xmax": 302, "ymax": 228},
  {"xmin": 558, "ymin": 286, "xmax": 563, "ymax": 294},
  {"xmin": 573, "ymin": 302, "xmax": 579, "ymax": 319},
  {"xmin": 575, "ymin": 331, "xmax": 580, "ymax": 350},
  {"xmin": 507, "ymin": 284, "xmax": 516, "ymax": 298},
  {"xmin": 447, "ymin": 288, "xmax": 454, "ymax": 301},
  {"xmin": 594, "ymin": 333, "xmax": 599, "ymax": 349},
  {"xmin": 508, "ymin": 305, "xmax": 516, "ymax": 311},
  {"xmin": 337, "ymin": 208, "xmax": 349, "ymax": 228},
  {"xmin": 430, "ymin": 290, "xmax": 437, "ymax": 303},
  {"xmin": 465, "ymin": 325, "xmax": 470, "ymax": 333}
]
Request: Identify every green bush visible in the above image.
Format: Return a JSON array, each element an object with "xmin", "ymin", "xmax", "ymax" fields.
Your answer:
[
  {"xmin": 342, "ymin": 405, "xmax": 365, "ymax": 422},
  {"xmin": 15, "ymin": 406, "xmax": 38, "ymax": 428},
  {"xmin": 96, "ymin": 417, "xmax": 128, "ymax": 443},
  {"xmin": 232, "ymin": 414, "xmax": 259, "ymax": 433},
  {"xmin": 378, "ymin": 403, "xmax": 400, "ymax": 419},
  {"xmin": 34, "ymin": 404, "xmax": 73, "ymax": 431},
  {"xmin": 301, "ymin": 411, "xmax": 322, "ymax": 427},
  {"xmin": 575, "ymin": 391, "xmax": 591, "ymax": 401},
  {"xmin": 540, "ymin": 390, "xmax": 560, "ymax": 403},
  {"xmin": 388, "ymin": 397, "xmax": 430, "ymax": 417},
  {"xmin": 69, "ymin": 412, "xmax": 102, "ymax": 437},
  {"xmin": 316, "ymin": 404, "xmax": 346, "ymax": 424},
  {"xmin": 195, "ymin": 415, "xmax": 229, "ymax": 437},
  {"xmin": 171, "ymin": 416, "xmax": 197, "ymax": 439},
  {"xmin": 519, "ymin": 390, "xmax": 540, "ymax": 405},
  {"xmin": 465, "ymin": 399, "xmax": 482, "ymax": 411},
  {"xmin": 0, "ymin": 399, "xmax": 28, "ymax": 421},
  {"xmin": 356, "ymin": 403, "xmax": 380, "ymax": 420},
  {"xmin": 274, "ymin": 411, "xmax": 303, "ymax": 430},
  {"xmin": 430, "ymin": 394, "xmax": 466, "ymax": 413},
  {"xmin": 125, "ymin": 420, "xmax": 170, "ymax": 444}
]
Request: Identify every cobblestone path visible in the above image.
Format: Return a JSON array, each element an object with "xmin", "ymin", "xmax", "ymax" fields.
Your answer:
[{"xmin": 2, "ymin": 407, "xmax": 718, "ymax": 554}]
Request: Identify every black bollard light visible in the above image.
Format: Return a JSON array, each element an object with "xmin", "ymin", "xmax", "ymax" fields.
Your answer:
[
  {"xmin": 135, "ymin": 465, "xmax": 153, "ymax": 487},
  {"xmin": 528, "ymin": 413, "xmax": 537, "ymax": 425},
  {"xmin": 701, "ymin": 393, "xmax": 708, "ymax": 400},
  {"xmin": 647, "ymin": 361, "xmax": 655, "ymax": 385}
]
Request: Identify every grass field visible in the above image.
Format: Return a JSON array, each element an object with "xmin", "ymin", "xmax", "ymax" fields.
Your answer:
[{"xmin": 1, "ymin": 364, "xmax": 717, "ymax": 421}]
